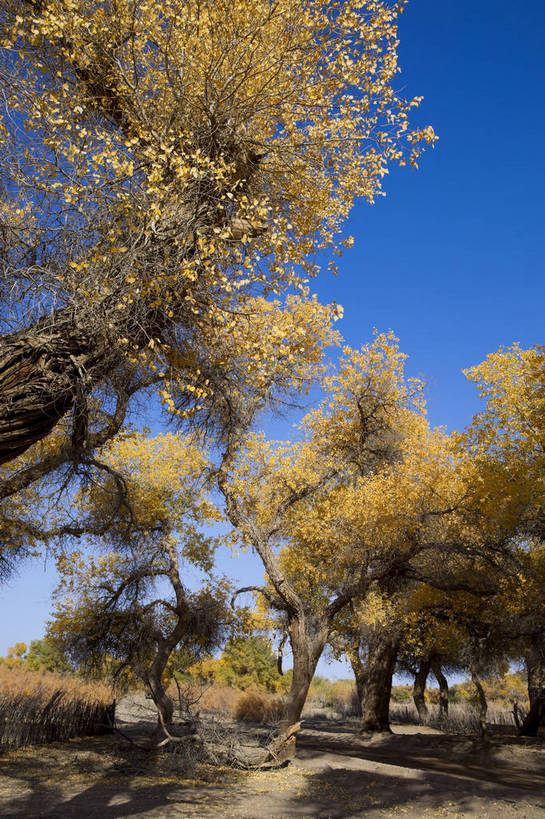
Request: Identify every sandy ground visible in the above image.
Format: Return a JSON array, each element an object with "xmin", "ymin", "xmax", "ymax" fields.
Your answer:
[{"xmin": 1, "ymin": 703, "xmax": 545, "ymax": 818}]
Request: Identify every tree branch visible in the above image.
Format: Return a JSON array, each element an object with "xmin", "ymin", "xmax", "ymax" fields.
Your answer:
[{"xmin": 230, "ymin": 585, "xmax": 284, "ymax": 610}]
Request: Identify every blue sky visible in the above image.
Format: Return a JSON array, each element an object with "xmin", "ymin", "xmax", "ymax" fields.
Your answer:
[{"xmin": 1, "ymin": 0, "xmax": 544, "ymax": 680}]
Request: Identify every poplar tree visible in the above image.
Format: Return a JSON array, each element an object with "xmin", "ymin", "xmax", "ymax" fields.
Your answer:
[{"xmin": 0, "ymin": 0, "xmax": 435, "ymax": 466}]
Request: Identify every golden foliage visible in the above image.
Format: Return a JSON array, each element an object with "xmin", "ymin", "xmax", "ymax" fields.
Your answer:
[
  {"xmin": 462, "ymin": 344, "xmax": 545, "ymax": 531},
  {"xmin": 1, "ymin": 0, "xmax": 435, "ymax": 433},
  {"xmin": 80, "ymin": 430, "xmax": 221, "ymax": 559}
]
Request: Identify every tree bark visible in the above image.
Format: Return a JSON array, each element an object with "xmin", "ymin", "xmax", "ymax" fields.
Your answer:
[
  {"xmin": 470, "ymin": 664, "xmax": 488, "ymax": 738},
  {"xmin": 0, "ymin": 311, "xmax": 117, "ymax": 466},
  {"xmin": 412, "ymin": 659, "xmax": 431, "ymax": 723},
  {"xmin": 147, "ymin": 644, "xmax": 175, "ymax": 729},
  {"xmin": 347, "ymin": 648, "xmax": 365, "ymax": 718},
  {"xmin": 359, "ymin": 631, "xmax": 399, "ymax": 733},
  {"xmin": 525, "ymin": 644, "xmax": 545, "ymax": 708},
  {"xmin": 276, "ymin": 613, "xmax": 326, "ymax": 762},
  {"xmin": 431, "ymin": 658, "xmax": 449, "ymax": 719},
  {"xmin": 520, "ymin": 688, "xmax": 545, "ymax": 737}
]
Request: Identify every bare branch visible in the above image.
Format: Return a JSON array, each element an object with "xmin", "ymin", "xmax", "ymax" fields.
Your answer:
[{"xmin": 230, "ymin": 585, "xmax": 284, "ymax": 610}]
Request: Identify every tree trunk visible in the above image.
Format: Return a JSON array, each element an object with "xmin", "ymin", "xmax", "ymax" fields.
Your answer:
[
  {"xmin": 347, "ymin": 648, "xmax": 365, "ymax": 718},
  {"xmin": 431, "ymin": 658, "xmax": 449, "ymax": 719},
  {"xmin": 147, "ymin": 641, "xmax": 175, "ymax": 729},
  {"xmin": 359, "ymin": 631, "xmax": 398, "ymax": 733},
  {"xmin": 519, "ymin": 645, "xmax": 545, "ymax": 736},
  {"xmin": 412, "ymin": 659, "xmax": 431, "ymax": 723},
  {"xmin": 276, "ymin": 614, "xmax": 326, "ymax": 763},
  {"xmin": 470, "ymin": 664, "xmax": 488, "ymax": 738},
  {"xmin": 525, "ymin": 644, "xmax": 545, "ymax": 708},
  {"xmin": 520, "ymin": 688, "xmax": 545, "ymax": 737},
  {"xmin": 0, "ymin": 311, "xmax": 117, "ymax": 466}
]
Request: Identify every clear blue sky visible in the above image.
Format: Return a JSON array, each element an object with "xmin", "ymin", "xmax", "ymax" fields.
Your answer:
[{"xmin": 1, "ymin": 0, "xmax": 544, "ymax": 680}]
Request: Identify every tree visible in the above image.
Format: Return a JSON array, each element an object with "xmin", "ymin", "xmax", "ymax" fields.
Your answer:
[
  {"xmin": 462, "ymin": 343, "xmax": 545, "ymax": 549},
  {"xmin": 337, "ymin": 573, "xmax": 470, "ymax": 731},
  {"xmin": 396, "ymin": 587, "xmax": 468, "ymax": 722},
  {"xmin": 0, "ymin": 294, "xmax": 338, "ymax": 586},
  {"xmin": 464, "ymin": 344, "xmax": 544, "ymax": 465},
  {"xmin": 0, "ymin": 642, "xmax": 28, "ymax": 668},
  {"xmin": 48, "ymin": 431, "xmax": 236, "ymax": 735},
  {"xmin": 213, "ymin": 636, "xmax": 284, "ymax": 693},
  {"xmin": 402, "ymin": 579, "xmax": 519, "ymax": 736},
  {"xmin": 25, "ymin": 637, "xmax": 74, "ymax": 674},
  {"xmin": 340, "ymin": 587, "xmax": 406, "ymax": 733},
  {"xmin": 0, "ymin": 0, "xmax": 435, "ymax": 468},
  {"xmin": 463, "ymin": 344, "xmax": 545, "ymax": 733},
  {"xmin": 466, "ymin": 540, "xmax": 545, "ymax": 736},
  {"xmin": 0, "ymin": 367, "xmax": 159, "ymax": 579},
  {"xmin": 219, "ymin": 333, "xmax": 473, "ymax": 753}
]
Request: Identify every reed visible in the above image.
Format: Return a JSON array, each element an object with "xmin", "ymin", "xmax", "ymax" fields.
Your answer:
[
  {"xmin": 389, "ymin": 701, "xmax": 518, "ymax": 733},
  {"xmin": 0, "ymin": 667, "xmax": 114, "ymax": 751}
]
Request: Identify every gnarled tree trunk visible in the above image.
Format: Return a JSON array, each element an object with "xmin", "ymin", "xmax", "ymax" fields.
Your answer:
[
  {"xmin": 276, "ymin": 613, "xmax": 327, "ymax": 763},
  {"xmin": 147, "ymin": 658, "xmax": 174, "ymax": 730},
  {"xmin": 520, "ymin": 688, "xmax": 545, "ymax": 737},
  {"xmin": 525, "ymin": 644, "xmax": 545, "ymax": 708},
  {"xmin": 347, "ymin": 647, "xmax": 365, "ymax": 718},
  {"xmin": 431, "ymin": 658, "xmax": 449, "ymax": 720},
  {"xmin": 520, "ymin": 645, "xmax": 545, "ymax": 736},
  {"xmin": 359, "ymin": 631, "xmax": 399, "ymax": 733},
  {"xmin": 0, "ymin": 310, "xmax": 117, "ymax": 466},
  {"xmin": 412, "ymin": 659, "xmax": 431, "ymax": 723},
  {"xmin": 470, "ymin": 663, "xmax": 488, "ymax": 738}
]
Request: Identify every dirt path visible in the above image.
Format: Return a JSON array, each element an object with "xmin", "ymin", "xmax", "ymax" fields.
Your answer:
[
  {"xmin": 1, "ymin": 720, "xmax": 544, "ymax": 817},
  {"xmin": 298, "ymin": 722, "xmax": 545, "ymax": 791}
]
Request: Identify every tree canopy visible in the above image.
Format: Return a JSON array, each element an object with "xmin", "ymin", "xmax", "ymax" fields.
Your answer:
[{"xmin": 0, "ymin": 0, "xmax": 435, "ymax": 466}]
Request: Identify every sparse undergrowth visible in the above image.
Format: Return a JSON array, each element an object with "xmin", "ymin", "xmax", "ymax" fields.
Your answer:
[
  {"xmin": 1, "ymin": 666, "xmax": 536, "ymax": 763},
  {"xmin": 167, "ymin": 677, "xmax": 360, "ymax": 725},
  {"xmin": 166, "ymin": 677, "xmax": 528, "ymax": 737},
  {"xmin": 390, "ymin": 701, "xmax": 524, "ymax": 734}
]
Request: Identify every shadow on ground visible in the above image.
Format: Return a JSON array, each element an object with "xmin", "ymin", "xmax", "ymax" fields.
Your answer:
[
  {"xmin": 285, "ymin": 760, "xmax": 545, "ymax": 818},
  {"xmin": 1, "ymin": 712, "xmax": 545, "ymax": 818},
  {"xmin": 298, "ymin": 724, "xmax": 545, "ymax": 791},
  {"xmin": 0, "ymin": 733, "xmax": 242, "ymax": 818}
]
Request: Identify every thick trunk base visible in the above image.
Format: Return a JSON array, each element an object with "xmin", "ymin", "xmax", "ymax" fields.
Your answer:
[
  {"xmin": 520, "ymin": 689, "xmax": 545, "ymax": 737},
  {"xmin": 358, "ymin": 632, "xmax": 398, "ymax": 734},
  {"xmin": 471, "ymin": 669, "xmax": 488, "ymax": 739},
  {"xmin": 526, "ymin": 647, "xmax": 545, "ymax": 709}
]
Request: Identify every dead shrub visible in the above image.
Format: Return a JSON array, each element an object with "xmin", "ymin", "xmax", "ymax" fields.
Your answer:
[
  {"xmin": 199, "ymin": 683, "xmax": 244, "ymax": 716},
  {"xmin": 234, "ymin": 690, "xmax": 283, "ymax": 724}
]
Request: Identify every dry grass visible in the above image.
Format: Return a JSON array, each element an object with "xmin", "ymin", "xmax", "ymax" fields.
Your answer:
[
  {"xmin": 0, "ymin": 667, "xmax": 114, "ymax": 751},
  {"xmin": 166, "ymin": 682, "xmax": 284, "ymax": 725},
  {"xmin": 390, "ymin": 701, "xmax": 518, "ymax": 733},
  {"xmin": 165, "ymin": 676, "xmax": 524, "ymax": 737},
  {"xmin": 304, "ymin": 678, "xmax": 360, "ymax": 719},
  {"xmin": 234, "ymin": 690, "xmax": 284, "ymax": 724},
  {"xmin": 198, "ymin": 683, "xmax": 244, "ymax": 715},
  {"xmin": 165, "ymin": 681, "xmax": 245, "ymax": 717}
]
